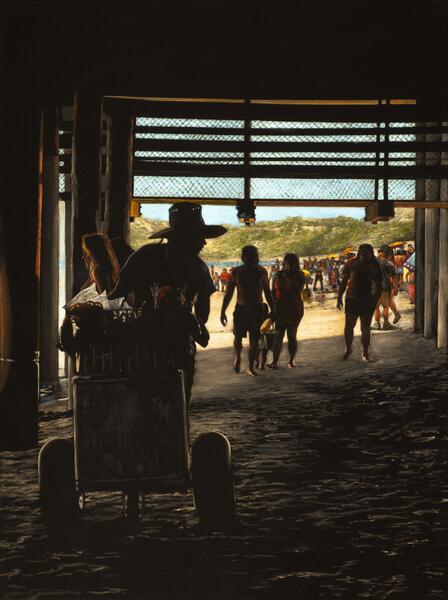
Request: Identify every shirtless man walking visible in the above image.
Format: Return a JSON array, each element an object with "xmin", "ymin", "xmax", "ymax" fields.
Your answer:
[
  {"xmin": 337, "ymin": 243, "xmax": 383, "ymax": 363},
  {"xmin": 221, "ymin": 245, "xmax": 276, "ymax": 376}
]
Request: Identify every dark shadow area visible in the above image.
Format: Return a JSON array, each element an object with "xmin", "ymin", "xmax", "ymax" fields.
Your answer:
[{"xmin": 1, "ymin": 327, "xmax": 447, "ymax": 598}]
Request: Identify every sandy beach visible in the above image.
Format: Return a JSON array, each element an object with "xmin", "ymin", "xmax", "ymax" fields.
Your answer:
[{"xmin": 1, "ymin": 289, "xmax": 447, "ymax": 599}]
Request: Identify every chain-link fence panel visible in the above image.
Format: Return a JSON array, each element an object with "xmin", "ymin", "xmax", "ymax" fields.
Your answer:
[
  {"xmin": 133, "ymin": 116, "xmax": 419, "ymax": 201},
  {"xmin": 137, "ymin": 118, "xmax": 244, "ymax": 129},
  {"xmin": 133, "ymin": 175, "xmax": 244, "ymax": 199},
  {"xmin": 250, "ymin": 178, "xmax": 376, "ymax": 200},
  {"xmin": 388, "ymin": 180, "xmax": 415, "ymax": 200}
]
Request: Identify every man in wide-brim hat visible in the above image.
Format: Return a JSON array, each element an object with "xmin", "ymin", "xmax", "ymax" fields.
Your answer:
[
  {"xmin": 109, "ymin": 202, "xmax": 227, "ymax": 407},
  {"xmin": 147, "ymin": 201, "xmax": 226, "ymax": 242},
  {"xmin": 109, "ymin": 201, "xmax": 226, "ymax": 314}
]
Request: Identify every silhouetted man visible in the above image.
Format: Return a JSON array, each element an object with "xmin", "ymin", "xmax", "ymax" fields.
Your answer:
[
  {"xmin": 337, "ymin": 243, "xmax": 382, "ymax": 363},
  {"xmin": 221, "ymin": 245, "xmax": 276, "ymax": 376},
  {"xmin": 109, "ymin": 202, "xmax": 226, "ymax": 405}
]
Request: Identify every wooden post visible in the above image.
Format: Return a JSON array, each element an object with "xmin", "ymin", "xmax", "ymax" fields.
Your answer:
[
  {"xmin": 71, "ymin": 91, "xmax": 103, "ymax": 295},
  {"xmin": 423, "ymin": 191, "xmax": 440, "ymax": 338},
  {"xmin": 438, "ymin": 206, "xmax": 448, "ymax": 347},
  {"xmin": 104, "ymin": 112, "xmax": 134, "ymax": 243},
  {"xmin": 0, "ymin": 99, "xmax": 41, "ymax": 449},
  {"xmin": 437, "ymin": 127, "xmax": 448, "ymax": 347},
  {"xmin": 39, "ymin": 107, "xmax": 60, "ymax": 382},
  {"xmin": 424, "ymin": 200, "xmax": 439, "ymax": 340},
  {"xmin": 414, "ymin": 134, "xmax": 426, "ymax": 334},
  {"xmin": 423, "ymin": 185, "xmax": 440, "ymax": 340},
  {"xmin": 414, "ymin": 207, "xmax": 425, "ymax": 333},
  {"xmin": 423, "ymin": 125, "xmax": 440, "ymax": 339}
]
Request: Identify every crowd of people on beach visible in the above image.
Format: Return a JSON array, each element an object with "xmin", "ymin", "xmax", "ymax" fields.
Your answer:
[
  {"xmin": 215, "ymin": 242, "xmax": 416, "ymax": 375},
  {"xmin": 211, "ymin": 245, "xmax": 415, "ymax": 302},
  {"xmin": 61, "ymin": 201, "xmax": 417, "ymax": 403}
]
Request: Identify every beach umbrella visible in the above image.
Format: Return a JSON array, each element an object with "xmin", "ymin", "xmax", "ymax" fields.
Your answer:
[
  {"xmin": 343, "ymin": 246, "xmax": 356, "ymax": 255},
  {"xmin": 404, "ymin": 252, "xmax": 415, "ymax": 272},
  {"xmin": 389, "ymin": 241, "xmax": 405, "ymax": 248}
]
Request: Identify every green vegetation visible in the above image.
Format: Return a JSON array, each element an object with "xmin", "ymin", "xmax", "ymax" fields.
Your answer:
[{"xmin": 130, "ymin": 209, "xmax": 414, "ymax": 260}]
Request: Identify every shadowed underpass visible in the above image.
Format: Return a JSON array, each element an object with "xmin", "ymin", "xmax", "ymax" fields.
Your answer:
[{"xmin": 1, "ymin": 3, "xmax": 448, "ymax": 599}]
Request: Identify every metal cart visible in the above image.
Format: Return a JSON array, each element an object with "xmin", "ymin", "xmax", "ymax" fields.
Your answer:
[{"xmin": 39, "ymin": 306, "xmax": 235, "ymax": 525}]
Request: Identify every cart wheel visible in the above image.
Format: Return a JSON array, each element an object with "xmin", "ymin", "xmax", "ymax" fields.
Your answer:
[
  {"xmin": 38, "ymin": 437, "xmax": 80, "ymax": 520},
  {"xmin": 192, "ymin": 432, "xmax": 235, "ymax": 523}
]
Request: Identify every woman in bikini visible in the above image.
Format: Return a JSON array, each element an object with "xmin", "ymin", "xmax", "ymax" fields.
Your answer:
[{"xmin": 269, "ymin": 253, "xmax": 306, "ymax": 369}]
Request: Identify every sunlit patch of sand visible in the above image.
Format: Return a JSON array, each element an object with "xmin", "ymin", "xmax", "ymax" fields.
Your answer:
[{"xmin": 200, "ymin": 288, "xmax": 414, "ymax": 351}]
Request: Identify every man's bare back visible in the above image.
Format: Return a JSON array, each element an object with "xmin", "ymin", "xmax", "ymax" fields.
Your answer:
[{"xmin": 232, "ymin": 264, "xmax": 269, "ymax": 305}]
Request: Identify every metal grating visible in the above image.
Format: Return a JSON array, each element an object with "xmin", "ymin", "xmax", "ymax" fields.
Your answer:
[
  {"xmin": 130, "ymin": 108, "xmax": 447, "ymax": 203},
  {"xmin": 134, "ymin": 118, "xmax": 424, "ymax": 201},
  {"xmin": 133, "ymin": 175, "xmax": 244, "ymax": 199},
  {"xmin": 134, "ymin": 117, "xmax": 245, "ymax": 199}
]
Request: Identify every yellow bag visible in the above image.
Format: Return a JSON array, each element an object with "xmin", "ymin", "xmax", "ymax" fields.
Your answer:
[{"xmin": 260, "ymin": 317, "xmax": 272, "ymax": 334}]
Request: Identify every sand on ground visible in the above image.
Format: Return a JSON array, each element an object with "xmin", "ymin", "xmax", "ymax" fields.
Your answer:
[{"xmin": 1, "ymin": 287, "xmax": 447, "ymax": 599}]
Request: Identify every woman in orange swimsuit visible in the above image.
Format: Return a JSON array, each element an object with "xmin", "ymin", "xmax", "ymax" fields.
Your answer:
[{"xmin": 269, "ymin": 253, "xmax": 306, "ymax": 368}]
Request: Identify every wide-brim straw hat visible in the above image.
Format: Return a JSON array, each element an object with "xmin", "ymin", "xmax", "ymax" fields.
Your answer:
[{"xmin": 149, "ymin": 202, "xmax": 227, "ymax": 239}]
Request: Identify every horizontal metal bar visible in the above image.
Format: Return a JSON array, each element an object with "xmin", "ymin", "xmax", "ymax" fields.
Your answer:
[
  {"xmin": 134, "ymin": 138, "xmax": 448, "ymax": 153},
  {"xmin": 134, "ymin": 155, "xmax": 419, "ymax": 164},
  {"xmin": 106, "ymin": 97, "xmax": 446, "ymax": 122},
  {"xmin": 133, "ymin": 160, "xmax": 446, "ymax": 179},
  {"xmin": 135, "ymin": 124, "xmax": 448, "ymax": 137},
  {"xmin": 133, "ymin": 196, "xmax": 448, "ymax": 209}
]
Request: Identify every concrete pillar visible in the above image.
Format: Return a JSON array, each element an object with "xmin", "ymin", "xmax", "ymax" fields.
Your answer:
[
  {"xmin": 104, "ymin": 112, "xmax": 134, "ymax": 243},
  {"xmin": 39, "ymin": 107, "xmax": 60, "ymax": 381}
]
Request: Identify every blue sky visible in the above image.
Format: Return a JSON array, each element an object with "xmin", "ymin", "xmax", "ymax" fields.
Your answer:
[{"xmin": 141, "ymin": 204, "xmax": 364, "ymax": 225}]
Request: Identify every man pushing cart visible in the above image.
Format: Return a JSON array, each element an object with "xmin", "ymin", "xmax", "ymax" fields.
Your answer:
[{"xmin": 39, "ymin": 204, "xmax": 235, "ymax": 526}]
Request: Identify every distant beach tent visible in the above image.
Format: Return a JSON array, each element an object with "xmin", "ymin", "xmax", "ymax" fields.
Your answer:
[
  {"xmin": 389, "ymin": 241, "xmax": 405, "ymax": 248},
  {"xmin": 342, "ymin": 246, "xmax": 356, "ymax": 255}
]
